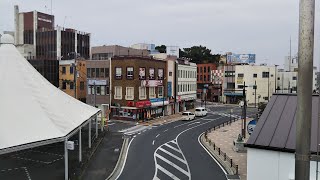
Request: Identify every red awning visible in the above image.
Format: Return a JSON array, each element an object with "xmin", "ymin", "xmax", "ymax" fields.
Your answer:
[{"xmin": 136, "ymin": 100, "xmax": 151, "ymax": 108}]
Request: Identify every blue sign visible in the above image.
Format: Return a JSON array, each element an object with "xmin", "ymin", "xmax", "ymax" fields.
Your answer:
[
  {"xmin": 247, "ymin": 119, "xmax": 257, "ymax": 135},
  {"xmin": 150, "ymin": 98, "xmax": 165, "ymax": 103},
  {"xmin": 227, "ymin": 54, "xmax": 256, "ymax": 64},
  {"xmin": 167, "ymin": 82, "xmax": 172, "ymax": 97}
]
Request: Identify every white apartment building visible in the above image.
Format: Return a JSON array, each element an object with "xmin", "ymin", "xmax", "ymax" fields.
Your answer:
[
  {"xmin": 177, "ymin": 59, "xmax": 197, "ymax": 112},
  {"xmin": 223, "ymin": 64, "xmax": 276, "ymax": 105},
  {"xmin": 277, "ymin": 56, "xmax": 317, "ymax": 93}
]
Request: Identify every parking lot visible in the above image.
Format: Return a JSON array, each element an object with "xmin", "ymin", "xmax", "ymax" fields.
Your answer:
[{"xmin": 0, "ymin": 127, "xmax": 103, "ymax": 180}]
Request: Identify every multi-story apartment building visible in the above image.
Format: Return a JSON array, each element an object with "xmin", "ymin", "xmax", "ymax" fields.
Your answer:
[
  {"xmin": 91, "ymin": 45, "xmax": 149, "ymax": 60},
  {"xmin": 223, "ymin": 64, "xmax": 276, "ymax": 105},
  {"xmin": 210, "ymin": 65, "xmax": 224, "ymax": 102},
  {"xmin": 59, "ymin": 59, "xmax": 87, "ymax": 102},
  {"xmin": 277, "ymin": 56, "xmax": 317, "ymax": 93},
  {"xmin": 196, "ymin": 63, "xmax": 217, "ymax": 101},
  {"xmin": 177, "ymin": 58, "xmax": 197, "ymax": 111},
  {"xmin": 86, "ymin": 60, "xmax": 111, "ymax": 108},
  {"xmin": 110, "ymin": 56, "xmax": 167, "ymax": 121}
]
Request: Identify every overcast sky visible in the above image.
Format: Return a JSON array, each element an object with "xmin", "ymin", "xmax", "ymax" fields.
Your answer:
[{"xmin": 1, "ymin": 0, "xmax": 320, "ymax": 68}]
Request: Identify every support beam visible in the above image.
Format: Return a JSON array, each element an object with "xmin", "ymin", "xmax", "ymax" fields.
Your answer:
[
  {"xmin": 95, "ymin": 115, "xmax": 98, "ymax": 138},
  {"xmin": 64, "ymin": 138, "xmax": 68, "ymax": 180},
  {"xmin": 79, "ymin": 127, "xmax": 82, "ymax": 162},
  {"xmin": 89, "ymin": 119, "xmax": 91, "ymax": 148},
  {"xmin": 295, "ymin": 0, "xmax": 315, "ymax": 179}
]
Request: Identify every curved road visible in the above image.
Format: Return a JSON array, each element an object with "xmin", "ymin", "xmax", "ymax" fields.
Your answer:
[{"xmin": 117, "ymin": 105, "xmax": 257, "ymax": 180}]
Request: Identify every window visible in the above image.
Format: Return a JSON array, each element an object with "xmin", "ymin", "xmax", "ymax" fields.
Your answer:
[
  {"xmin": 169, "ymin": 71, "xmax": 172, "ymax": 76},
  {"xmin": 204, "ymin": 76, "xmax": 206, "ymax": 81},
  {"xmin": 293, "ymin": 76, "xmax": 297, "ymax": 80},
  {"xmin": 200, "ymin": 75, "xmax": 203, "ymax": 81},
  {"xmin": 197, "ymin": 75, "xmax": 199, "ymax": 81},
  {"xmin": 70, "ymin": 82, "xmax": 74, "ymax": 90},
  {"xmin": 158, "ymin": 68, "xmax": 164, "ymax": 80},
  {"xmin": 263, "ymin": 97, "xmax": 269, "ymax": 101},
  {"xmin": 62, "ymin": 67, "xmax": 66, "ymax": 74},
  {"xmin": 204, "ymin": 67, "xmax": 206, "ymax": 73},
  {"xmin": 106, "ymin": 86, "xmax": 110, "ymax": 95},
  {"xmin": 101, "ymin": 86, "xmax": 105, "ymax": 95},
  {"xmin": 105, "ymin": 68, "xmax": 109, "ymax": 77},
  {"xmin": 87, "ymin": 68, "xmax": 91, "ymax": 78},
  {"xmin": 139, "ymin": 87, "xmax": 147, "ymax": 100},
  {"xmin": 91, "ymin": 68, "xmax": 95, "ymax": 78},
  {"xmin": 208, "ymin": 75, "xmax": 210, "ymax": 81},
  {"xmin": 208, "ymin": 66, "xmax": 210, "ymax": 72},
  {"xmin": 149, "ymin": 68, "xmax": 155, "ymax": 79},
  {"xmin": 87, "ymin": 86, "xmax": 92, "ymax": 94},
  {"xmin": 96, "ymin": 86, "xmax": 101, "ymax": 95},
  {"xmin": 197, "ymin": 67, "xmax": 199, "ymax": 73},
  {"xmin": 125, "ymin": 87, "xmax": 134, "ymax": 100},
  {"xmin": 238, "ymin": 85, "xmax": 244, "ymax": 89},
  {"xmin": 70, "ymin": 66, "xmax": 74, "ymax": 74},
  {"xmin": 277, "ymin": 77, "xmax": 280, "ymax": 80},
  {"xmin": 262, "ymin": 72, "xmax": 269, "ymax": 78},
  {"xmin": 271, "ymin": 74, "xmax": 273, "ymax": 77},
  {"xmin": 158, "ymin": 86, "xmax": 164, "ymax": 98},
  {"xmin": 96, "ymin": 68, "xmax": 100, "ymax": 77},
  {"xmin": 200, "ymin": 67, "xmax": 203, "ymax": 73},
  {"xmin": 139, "ymin": 67, "xmax": 146, "ymax": 79},
  {"xmin": 115, "ymin": 67, "xmax": 122, "ymax": 79},
  {"xmin": 114, "ymin": 86, "xmax": 122, "ymax": 99},
  {"xmin": 80, "ymin": 82, "xmax": 84, "ymax": 90},
  {"xmin": 127, "ymin": 67, "xmax": 134, "ymax": 79},
  {"xmin": 100, "ymin": 68, "xmax": 105, "ymax": 78},
  {"xmin": 253, "ymin": 74, "xmax": 257, "ymax": 78},
  {"xmin": 149, "ymin": 87, "xmax": 156, "ymax": 98},
  {"xmin": 238, "ymin": 73, "xmax": 244, "ymax": 77},
  {"xmin": 62, "ymin": 81, "xmax": 67, "ymax": 89}
]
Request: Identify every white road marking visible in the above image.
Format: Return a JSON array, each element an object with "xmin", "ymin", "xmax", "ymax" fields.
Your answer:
[
  {"xmin": 158, "ymin": 147, "xmax": 186, "ymax": 164},
  {"xmin": 22, "ymin": 167, "xmax": 32, "ymax": 180},
  {"xmin": 108, "ymin": 123, "xmax": 115, "ymax": 126},
  {"xmin": 152, "ymin": 140, "xmax": 155, "ymax": 145},
  {"xmin": 164, "ymin": 129, "xmax": 168, "ymax": 132},
  {"xmin": 156, "ymin": 165, "xmax": 180, "ymax": 180},
  {"xmin": 115, "ymin": 137, "xmax": 135, "ymax": 180},
  {"xmin": 164, "ymin": 143, "xmax": 180, "ymax": 153},
  {"xmin": 187, "ymin": 121, "xmax": 201, "ymax": 126},
  {"xmin": 0, "ymin": 167, "xmax": 32, "ymax": 180},
  {"xmin": 156, "ymin": 134, "xmax": 160, "ymax": 138},
  {"xmin": 155, "ymin": 154, "xmax": 190, "ymax": 176},
  {"xmin": 198, "ymin": 132, "xmax": 227, "ymax": 175}
]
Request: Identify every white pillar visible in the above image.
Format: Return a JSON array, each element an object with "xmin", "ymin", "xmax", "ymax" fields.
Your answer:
[
  {"xmin": 89, "ymin": 119, "xmax": 91, "ymax": 148},
  {"xmin": 95, "ymin": 115, "xmax": 98, "ymax": 138},
  {"xmin": 64, "ymin": 138, "xmax": 68, "ymax": 180},
  {"xmin": 79, "ymin": 127, "xmax": 82, "ymax": 162}
]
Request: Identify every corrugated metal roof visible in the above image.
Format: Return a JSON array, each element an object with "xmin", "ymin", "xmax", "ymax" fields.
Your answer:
[{"xmin": 246, "ymin": 94, "xmax": 320, "ymax": 153}]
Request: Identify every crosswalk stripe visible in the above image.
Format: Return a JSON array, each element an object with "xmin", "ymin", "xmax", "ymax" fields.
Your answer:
[
  {"xmin": 155, "ymin": 154, "xmax": 190, "ymax": 176},
  {"xmin": 158, "ymin": 147, "xmax": 186, "ymax": 164},
  {"xmin": 164, "ymin": 143, "xmax": 181, "ymax": 153},
  {"xmin": 156, "ymin": 164, "xmax": 180, "ymax": 180}
]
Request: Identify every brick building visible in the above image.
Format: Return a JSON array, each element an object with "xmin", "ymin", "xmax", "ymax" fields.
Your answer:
[
  {"xmin": 197, "ymin": 63, "xmax": 218, "ymax": 102},
  {"xmin": 111, "ymin": 56, "xmax": 167, "ymax": 121}
]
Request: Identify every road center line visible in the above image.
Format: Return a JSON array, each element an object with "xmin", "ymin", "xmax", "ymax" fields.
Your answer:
[
  {"xmin": 187, "ymin": 121, "xmax": 201, "ymax": 126},
  {"xmin": 156, "ymin": 134, "xmax": 160, "ymax": 138},
  {"xmin": 164, "ymin": 129, "xmax": 168, "ymax": 132},
  {"xmin": 152, "ymin": 140, "xmax": 155, "ymax": 146}
]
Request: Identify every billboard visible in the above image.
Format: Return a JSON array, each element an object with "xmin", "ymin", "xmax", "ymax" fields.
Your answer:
[{"xmin": 227, "ymin": 54, "xmax": 256, "ymax": 64}]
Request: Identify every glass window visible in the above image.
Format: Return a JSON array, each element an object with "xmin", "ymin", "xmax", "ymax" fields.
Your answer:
[
  {"xmin": 91, "ymin": 68, "xmax": 95, "ymax": 78},
  {"xmin": 105, "ymin": 68, "xmax": 109, "ymax": 77},
  {"xmin": 62, "ymin": 81, "xmax": 66, "ymax": 89},
  {"xmin": 204, "ymin": 76, "xmax": 206, "ymax": 81},
  {"xmin": 169, "ymin": 72, "xmax": 172, "ymax": 76},
  {"xmin": 149, "ymin": 87, "xmax": 156, "ymax": 98},
  {"xmin": 200, "ymin": 75, "xmax": 203, "ymax": 81},
  {"xmin": 204, "ymin": 67, "xmax": 206, "ymax": 73},
  {"xmin": 106, "ymin": 86, "xmax": 110, "ymax": 95},
  {"xmin": 87, "ymin": 68, "xmax": 91, "ymax": 78},
  {"xmin": 114, "ymin": 86, "xmax": 122, "ymax": 99},
  {"xmin": 87, "ymin": 85, "xmax": 92, "ymax": 94},
  {"xmin": 96, "ymin": 68, "xmax": 100, "ymax": 77},
  {"xmin": 238, "ymin": 73, "xmax": 244, "ymax": 77},
  {"xmin": 253, "ymin": 73, "xmax": 257, "ymax": 78},
  {"xmin": 158, "ymin": 86, "xmax": 163, "ymax": 98},
  {"xmin": 80, "ymin": 82, "xmax": 84, "ymax": 90},
  {"xmin": 127, "ymin": 67, "xmax": 134, "ymax": 79},
  {"xmin": 101, "ymin": 86, "xmax": 105, "ymax": 95},
  {"xmin": 208, "ymin": 75, "xmax": 210, "ymax": 81},
  {"xmin": 262, "ymin": 72, "xmax": 269, "ymax": 78},
  {"xmin": 139, "ymin": 86, "xmax": 147, "ymax": 100},
  {"xmin": 62, "ymin": 66, "xmax": 66, "ymax": 74},
  {"xmin": 208, "ymin": 66, "xmax": 210, "ymax": 72},
  {"xmin": 126, "ymin": 87, "xmax": 134, "ymax": 100},
  {"xmin": 158, "ymin": 68, "xmax": 164, "ymax": 80},
  {"xmin": 200, "ymin": 67, "xmax": 203, "ymax": 73},
  {"xmin": 139, "ymin": 67, "xmax": 146, "ymax": 79},
  {"xmin": 100, "ymin": 68, "xmax": 105, "ymax": 78},
  {"xmin": 149, "ymin": 68, "xmax": 155, "ymax": 79},
  {"xmin": 96, "ymin": 86, "xmax": 101, "ymax": 95},
  {"xmin": 70, "ymin": 66, "xmax": 74, "ymax": 74},
  {"xmin": 293, "ymin": 76, "xmax": 297, "ymax": 80},
  {"xmin": 115, "ymin": 67, "xmax": 122, "ymax": 79},
  {"xmin": 70, "ymin": 82, "xmax": 74, "ymax": 89}
]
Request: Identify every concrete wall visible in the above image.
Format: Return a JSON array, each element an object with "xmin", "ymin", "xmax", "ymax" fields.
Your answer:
[{"xmin": 247, "ymin": 148, "xmax": 317, "ymax": 180}]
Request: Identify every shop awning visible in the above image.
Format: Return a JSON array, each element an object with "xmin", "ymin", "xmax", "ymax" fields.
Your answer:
[{"xmin": 151, "ymin": 101, "xmax": 169, "ymax": 107}]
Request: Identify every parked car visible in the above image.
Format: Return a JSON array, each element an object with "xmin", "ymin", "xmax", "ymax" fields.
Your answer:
[
  {"xmin": 194, "ymin": 107, "xmax": 208, "ymax": 117},
  {"xmin": 181, "ymin": 112, "xmax": 196, "ymax": 121}
]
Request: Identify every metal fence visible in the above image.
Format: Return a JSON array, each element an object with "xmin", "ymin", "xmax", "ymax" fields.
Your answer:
[{"xmin": 204, "ymin": 118, "xmax": 239, "ymax": 175}]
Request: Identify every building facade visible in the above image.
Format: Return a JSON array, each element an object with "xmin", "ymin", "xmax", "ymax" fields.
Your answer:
[
  {"xmin": 86, "ymin": 60, "xmax": 110, "ymax": 108},
  {"xmin": 110, "ymin": 56, "xmax": 167, "ymax": 121},
  {"xmin": 223, "ymin": 64, "xmax": 276, "ymax": 105},
  {"xmin": 177, "ymin": 59, "xmax": 197, "ymax": 111},
  {"xmin": 59, "ymin": 59, "xmax": 87, "ymax": 102},
  {"xmin": 91, "ymin": 45, "xmax": 149, "ymax": 60},
  {"xmin": 197, "ymin": 63, "xmax": 217, "ymax": 101}
]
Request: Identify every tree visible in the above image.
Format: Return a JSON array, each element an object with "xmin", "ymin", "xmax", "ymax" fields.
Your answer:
[
  {"xmin": 155, "ymin": 45, "xmax": 167, "ymax": 53},
  {"xmin": 179, "ymin": 45, "xmax": 220, "ymax": 64}
]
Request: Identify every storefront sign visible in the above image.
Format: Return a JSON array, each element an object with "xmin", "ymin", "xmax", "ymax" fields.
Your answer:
[
  {"xmin": 141, "ymin": 80, "xmax": 163, "ymax": 87},
  {"xmin": 136, "ymin": 101, "xmax": 151, "ymax": 108},
  {"xmin": 150, "ymin": 98, "xmax": 166, "ymax": 103}
]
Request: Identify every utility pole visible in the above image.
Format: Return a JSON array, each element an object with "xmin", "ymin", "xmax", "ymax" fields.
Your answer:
[
  {"xmin": 73, "ymin": 62, "xmax": 77, "ymax": 99},
  {"xmin": 94, "ymin": 82, "xmax": 96, "ymax": 107},
  {"xmin": 275, "ymin": 65, "xmax": 278, "ymax": 93},
  {"xmin": 242, "ymin": 81, "xmax": 247, "ymax": 139},
  {"xmin": 254, "ymin": 80, "xmax": 257, "ymax": 108},
  {"xmin": 295, "ymin": 0, "xmax": 314, "ymax": 179},
  {"xmin": 268, "ymin": 68, "xmax": 270, "ymax": 101}
]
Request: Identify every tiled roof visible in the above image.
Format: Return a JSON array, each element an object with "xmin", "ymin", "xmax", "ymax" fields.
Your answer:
[{"xmin": 246, "ymin": 94, "xmax": 320, "ymax": 153}]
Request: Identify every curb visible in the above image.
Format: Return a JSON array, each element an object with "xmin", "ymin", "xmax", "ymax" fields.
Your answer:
[{"xmin": 106, "ymin": 137, "xmax": 129, "ymax": 180}]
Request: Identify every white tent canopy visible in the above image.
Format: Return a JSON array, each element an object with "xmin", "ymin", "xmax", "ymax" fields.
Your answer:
[{"xmin": 0, "ymin": 34, "xmax": 100, "ymax": 154}]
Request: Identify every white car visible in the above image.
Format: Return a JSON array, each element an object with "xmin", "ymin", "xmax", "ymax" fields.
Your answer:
[
  {"xmin": 195, "ymin": 107, "xmax": 208, "ymax": 117},
  {"xmin": 181, "ymin": 112, "xmax": 196, "ymax": 121}
]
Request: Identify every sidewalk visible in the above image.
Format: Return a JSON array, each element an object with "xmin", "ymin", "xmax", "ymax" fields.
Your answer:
[
  {"xmin": 203, "ymin": 119, "xmax": 251, "ymax": 180},
  {"xmin": 81, "ymin": 131, "xmax": 123, "ymax": 180}
]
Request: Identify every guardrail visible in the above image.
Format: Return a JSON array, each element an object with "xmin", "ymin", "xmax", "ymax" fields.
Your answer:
[{"xmin": 204, "ymin": 118, "xmax": 239, "ymax": 175}]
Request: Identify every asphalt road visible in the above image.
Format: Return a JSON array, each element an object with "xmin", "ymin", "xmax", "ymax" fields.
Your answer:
[{"xmin": 117, "ymin": 104, "xmax": 257, "ymax": 180}]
